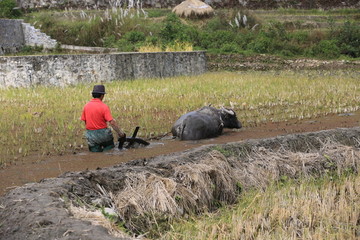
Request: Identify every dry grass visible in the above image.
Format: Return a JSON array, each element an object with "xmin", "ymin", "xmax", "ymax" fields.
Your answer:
[
  {"xmin": 233, "ymin": 139, "xmax": 360, "ymax": 190},
  {"xmin": 69, "ymin": 204, "xmax": 131, "ymax": 239},
  {"xmin": 113, "ymin": 149, "xmax": 239, "ymax": 232},
  {"xmin": 0, "ymin": 70, "xmax": 359, "ymax": 165},
  {"xmin": 138, "ymin": 41, "xmax": 193, "ymax": 52},
  {"xmin": 70, "ymin": 137, "xmax": 359, "ymax": 237},
  {"xmin": 165, "ymin": 41, "xmax": 193, "ymax": 52},
  {"xmin": 163, "ymin": 171, "xmax": 360, "ymax": 240},
  {"xmin": 69, "ymin": 205, "xmax": 128, "ymax": 238},
  {"xmin": 138, "ymin": 45, "xmax": 163, "ymax": 52},
  {"xmin": 160, "ymin": 141, "xmax": 360, "ymax": 240}
]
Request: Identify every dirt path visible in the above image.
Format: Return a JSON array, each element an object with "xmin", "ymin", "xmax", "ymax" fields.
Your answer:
[{"xmin": 0, "ymin": 112, "xmax": 358, "ymax": 196}]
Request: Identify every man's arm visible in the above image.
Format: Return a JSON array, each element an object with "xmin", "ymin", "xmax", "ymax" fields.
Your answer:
[{"xmin": 109, "ymin": 119, "xmax": 125, "ymax": 138}]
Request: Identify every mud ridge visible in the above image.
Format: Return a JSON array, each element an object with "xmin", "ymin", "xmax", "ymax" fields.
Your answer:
[{"xmin": 1, "ymin": 127, "xmax": 360, "ymax": 240}]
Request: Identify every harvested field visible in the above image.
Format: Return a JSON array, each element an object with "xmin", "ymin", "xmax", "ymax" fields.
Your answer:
[{"xmin": 1, "ymin": 127, "xmax": 360, "ymax": 240}]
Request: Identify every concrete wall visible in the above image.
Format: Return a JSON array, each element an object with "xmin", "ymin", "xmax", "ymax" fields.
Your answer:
[
  {"xmin": 0, "ymin": 51, "xmax": 207, "ymax": 88},
  {"xmin": 0, "ymin": 19, "xmax": 58, "ymax": 55},
  {"xmin": 0, "ymin": 19, "xmax": 25, "ymax": 55}
]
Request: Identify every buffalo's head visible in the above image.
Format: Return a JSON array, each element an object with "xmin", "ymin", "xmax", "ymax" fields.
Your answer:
[{"xmin": 220, "ymin": 107, "xmax": 242, "ymax": 129}]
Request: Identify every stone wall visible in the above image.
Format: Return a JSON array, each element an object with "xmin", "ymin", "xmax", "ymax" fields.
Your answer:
[
  {"xmin": 0, "ymin": 51, "xmax": 207, "ymax": 88},
  {"xmin": 22, "ymin": 22, "xmax": 58, "ymax": 48}
]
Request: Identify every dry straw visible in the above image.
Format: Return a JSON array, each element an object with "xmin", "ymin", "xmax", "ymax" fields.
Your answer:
[
  {"xmin": 69, "ymin": 205, "xmax": 131, "ymax": 239},
  {"xmin": 78, "ymin": 137, "xmax": 359, "ymax": 235},
  {"xmin": 66, "ymin": 128, "xmax": 360, "ymax": 237},
  {"xmin": 114, "ymin": 150, "xmax": 238, "ymax": 222},
  {"xmin": 172, "ymin": 0, "xmax": 214, "ymax": 18}
]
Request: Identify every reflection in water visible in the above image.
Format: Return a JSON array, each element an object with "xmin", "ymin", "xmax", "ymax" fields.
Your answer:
[
  {"xmin": 146, "ymin": 142, "xmax": 165, "ymax": 148},
  {"xmin": 105, "ymin": 141, "xmax": 165, "ymax": 156},
  {"xmin": 338, "ymin": 112, "xmax": 356, "ymax": 117},
  {"xmin": 75, "ymin": 152, "xmax": 88, "ymax": 156}
]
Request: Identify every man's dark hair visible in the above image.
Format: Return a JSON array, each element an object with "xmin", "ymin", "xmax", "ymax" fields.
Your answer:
[{"xmin": 92, "ymin": 93, "xmax": 103, "ymax": 98}]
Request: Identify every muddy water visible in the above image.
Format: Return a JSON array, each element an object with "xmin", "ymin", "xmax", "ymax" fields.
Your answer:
[{"xmin": 0, "ymin": 112, "xmax": 358, "ymax": 196}]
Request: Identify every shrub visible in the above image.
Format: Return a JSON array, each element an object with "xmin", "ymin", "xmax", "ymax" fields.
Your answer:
[
  {"xmin": 198, "ymin": 30, "xmax": 238, "ymax": 50},
  {"xmin": 114, "ymin": 39, "xmax": 136, "ymax": 52},
  {"xmin": 236, "ymin": 30, "xmax": 256, "ymax": 50},
  {"xmin": 263, "ymin": 21, "xmax": 289, "ymax": 41},
  {"xmin": 147, "ymin": 9, "xmax": 171, "ymax": 18},
  {"xmin": 123, "ymin": 31, "xmax": 146, "ymax": 44},
  {"xmin": 246, "ymin": 22, "xmax": 295, "ymax": 54},
  {"xmin": 220, "ymin": 43, "xmax": 241, "ymax": 54},
  {"xmin": 160, "ymin": 14, "xmax": 201, "ymax": 45},
  {"xmin": 159, "ymin": 13, "xmax": 186, "ymax": 43},
  {"xmin": 248, "ymin": 34, "xmax": 273, "ymax": 53},
  {"xmin": 307, "ymin": 30, "xmax": 326, "ymax": 43},
  {"xmin": 335, "ymin": 21, "xmax": 360, "ymax": 58},
  {"xmin": 0, "ymin": 0, "xmax": 21, "ymax": 18},
  {"xmin": 279, "ymin": 44, "xmax": 304, "ymax": 57},
  {"xmin": 103, "ymin": 35, "xmax": 117, "ymax": 48},
  {"xmin": 311, "ymin": 40, "xmax": 341, "ymax": 59},
  {"xmin": 145, "ymin": 36, "xmax": 160, "ymax": 46},
  {"xmin": 289, "ymin": 31, "xmax": 310, "ymax": 45},
  {"xmin": 183, "ymin": 26, "xmax": 200, "ymax": 46},
  {"xmin": 204, "ymin": 13, "xmax": 231, "ymax": 32}
]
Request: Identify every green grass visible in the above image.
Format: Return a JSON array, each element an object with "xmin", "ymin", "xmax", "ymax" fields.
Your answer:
[
  {"xmin": 24, "ymin": 8, "xmax": 161, "ymax": 47},
  {"xmin": 163, "ymin": 173, "xmax": 360, "ymax": 239},
  {"xmin": 0, "ymin": 70, "xmax": 359, "ymax": 166},
  {"xmin": 21, "ymin": 8, "xmax": 360, "ymax": 58},
  {"xmin": 146, "ymin": 9, "xmax": 172, "ymax": 18}
]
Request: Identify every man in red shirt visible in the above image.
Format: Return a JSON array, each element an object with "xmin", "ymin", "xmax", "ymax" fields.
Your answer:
[{"xmin": 81, "ymin": 85, "xmax": 125, "ymax": 152}]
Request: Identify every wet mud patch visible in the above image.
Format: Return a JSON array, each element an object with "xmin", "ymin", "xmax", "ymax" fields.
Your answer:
[{"xmin": 1, "ymin": 127, "xmax": 360, "ymax": 240}]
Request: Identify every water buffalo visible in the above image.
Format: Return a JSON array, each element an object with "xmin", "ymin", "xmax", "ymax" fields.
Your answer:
[{"xmin": 171, "ymin": 106, "xmax": 242, "ymax": 140}]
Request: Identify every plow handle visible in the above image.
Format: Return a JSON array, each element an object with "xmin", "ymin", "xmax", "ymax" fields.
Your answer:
[{"xmin": 132, "ymin": 126, "xmax": 140, "ymax": 138}]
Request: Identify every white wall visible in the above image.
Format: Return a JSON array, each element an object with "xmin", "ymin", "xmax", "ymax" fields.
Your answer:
[{"xmin": 0, "ymin": 51, "xmax": 207, "ymax": 88}]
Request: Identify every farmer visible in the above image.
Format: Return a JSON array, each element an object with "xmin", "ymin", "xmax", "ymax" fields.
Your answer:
[{"xmin": 81, "ymin": 84, "xmax": 125, "ymax": 152}]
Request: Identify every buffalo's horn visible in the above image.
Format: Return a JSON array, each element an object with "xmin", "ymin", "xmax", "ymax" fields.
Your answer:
[{"xmin": 221, "ymin": 107, "xmax": 235, "ymax": 115}]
